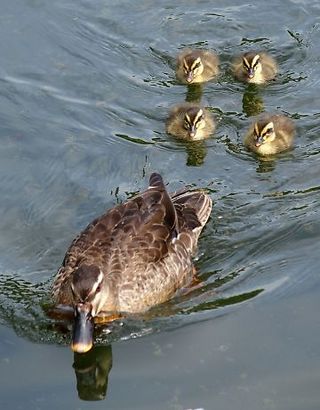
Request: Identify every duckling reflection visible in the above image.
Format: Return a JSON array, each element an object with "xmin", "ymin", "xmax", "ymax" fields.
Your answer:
[
  {"xmin": 232, "ymin": 51, "xmax": 277, "ymax": 84},
  {"xmin": 244, "ymin": 113, "xmax": 295, "ymax": 156},
  {"xmin": 166, "ymin": 103, "xmax": 215, "ymax": 141},
  {"xmin": 242, "ymin": 84, "xmax": 264, "ymax": 117},
  {"xmin": 73, "ymin": 345, "xmax": 112, "ymax": 401},
  {"xmin": 176, "ymin": 49, "xmax": 219, "ymax": 84},
  {"xmin": 185, "ymin": 83, "xmax": 203, "ymax": 103},
  {"xmin": 255, "ymin": 158, "xmax": 277, "ymax": 173},
  {"xmin": 185, "ymin": 140, "xmax": 207, "ymax": 167}
]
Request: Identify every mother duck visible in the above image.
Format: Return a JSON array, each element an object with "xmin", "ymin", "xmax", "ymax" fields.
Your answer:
[{"xmin": 52, "ymin": 173, "xmax": 212, "ymax": 353}]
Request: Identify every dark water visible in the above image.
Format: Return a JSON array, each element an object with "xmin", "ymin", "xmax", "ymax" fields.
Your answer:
[{"xmin": 0, "ymin": 0, "xmax": 320, "ymax": 408}]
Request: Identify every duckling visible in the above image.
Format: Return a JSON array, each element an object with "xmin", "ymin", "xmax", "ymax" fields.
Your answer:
[
  {"xmin": 52, "ymin": 173, "xmax": 212, "ymax": 353},
  {"xmin": 244, "ymin": 113, "xmax": 295, "ymax": 155},
  {"xmin": 176, "ymin": 49, "xmax": 219, "ymax": 84},
  {"xmin": 166, "ymin": 103, "xmax": 215, "ymax": 141},
  {"xmin": 232, "ymin": 51, "xmax": 277, "ymax": 84}
]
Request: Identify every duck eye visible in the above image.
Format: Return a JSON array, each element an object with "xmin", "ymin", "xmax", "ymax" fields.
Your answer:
[
  {"xmin": 195, "ymin": 116, "xmax": 203, "ymax": 127},
  {"xmin": 252, "ymin": 60, "xmax": 260, "ymax": 70},
  {"xmin": 265, "ymin": 128, "xmax": 273, "ymax": 134},
  {"xmin": 96, "ymin": 284, "xmax": 102, "ymax": 293},
  {"xmin": 193, "ymin": 62, "xmax": 201, "ymax": 70},
  {"xmin": 184, "ymin": 116, "xmax": 192, "ymax": 129}
]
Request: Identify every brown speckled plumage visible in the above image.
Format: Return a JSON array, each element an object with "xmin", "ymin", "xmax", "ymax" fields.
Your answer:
[{"xmin": 52, "ymin": 173, "xmax": 212, "ymax": 316}]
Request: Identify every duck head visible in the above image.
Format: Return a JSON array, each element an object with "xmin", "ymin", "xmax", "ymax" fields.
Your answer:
[
  {"xmin": 184, "ymin": 107, "xmax": 206, "ymax": 139},
  {"xmin": 183, "ymin": 55, "xmax": 204, "ymax": 83},
  {"xmin": 70, "ymin": 264, "xmax": 108, "ymax": 353},
  {"xmin": 242, "ymin": 53, "xmax": 262, "ymax": 80},
  {"xmin": 254, "ymin": 121, "xmax": 276, "ymax": 147}
]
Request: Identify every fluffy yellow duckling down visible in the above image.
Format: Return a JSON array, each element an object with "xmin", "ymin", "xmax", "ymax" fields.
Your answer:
[
  {"xmin": 176, "ymin": 49, "xmax": 219, "ymax": 84},
  {"xmin": 232, "ymin": 51, "xmax": 277, "ymax": 84},
  {"xmin": 244, "ymin": 113, "xmax": 295, "ymax": 155},
  {"xmin": 166, "ymin": 103, "xmax": 215, "ymax": 141}
]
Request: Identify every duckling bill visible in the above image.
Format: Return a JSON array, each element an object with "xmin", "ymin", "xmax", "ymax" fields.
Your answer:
[
  {"xmin": 244, "ymin": 113, "xmax": 295, "ymax": 156},
  {"xmin": 52, "ymin": 173, "xmax": 212, "ymax": 353}
]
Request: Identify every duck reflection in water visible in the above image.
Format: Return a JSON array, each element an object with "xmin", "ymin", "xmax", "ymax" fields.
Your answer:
[
  {"xmin": 185, "ymin": 140, "xmax": 207, "ymax": 167},
  {"xmin": 242, "ymin": 84, "xmax": 265, "ymax": 117},
  {"xmin": 185, "ymin": 83, "xmax": 203, "ymax": 104},
  {"xmin": 73, "ymin": 345, "xmax": 113, "ymax": 401}
]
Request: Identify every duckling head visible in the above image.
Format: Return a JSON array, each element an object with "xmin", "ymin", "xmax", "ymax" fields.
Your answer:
[
  {"xmin": 253, "ymin": 121, "xmax": 276, "ymax": 147},
  {"xmin": 70, "ymin": 264, "xmax": 108, "ymax": 353},
  {"xmin": 242, "ymin": 53, "xmax": 262, "ymax": 80},
  {"xmin": 184, "ymin": 107, "xmax": 206, "ymax": 139},
  {"xmin": 183, "ymin": 55, "xmax": 204, "ymax": 83}
]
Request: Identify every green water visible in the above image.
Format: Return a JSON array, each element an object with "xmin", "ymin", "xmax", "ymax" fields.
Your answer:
[{"xmin": 0, "ymin": 0, "xmax": 319, "ymax": 408}]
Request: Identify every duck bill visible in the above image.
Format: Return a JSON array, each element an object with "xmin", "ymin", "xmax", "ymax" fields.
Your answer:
[
  {"xmin": 189, "ymin": 125, "xmax": 197, "ymax": 138},
  {"xmin": 186, "ymin": 72, "xmax": 194, "ymax": 83},
  {"xmin": 248, "ymin": 68, "xmax": 254, "ymax": 79},
  {"xmin": 255, "ymin": 136, "xmax": 264, "ymax": 147},
  {"xmin": 71, "ymin": 303, "xmax": 94, "ymax": 354}
]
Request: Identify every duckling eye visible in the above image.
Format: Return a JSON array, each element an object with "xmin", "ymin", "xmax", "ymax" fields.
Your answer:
[
  {"xmin": 193, "ymin": 62, "xmax": 201, "ymax": 70},
  {"xmin": 195, "ymin": 116, "xmax": 204, "ymax": 127},
  {"xmin": 243, "ymin": 61, "xmax": 250, "ymax": 70},
  {"xmin": 183, "ymin": 63, "xmax": 189, "ymax": 74},
  {"xmin": 265, "ymin": 128, "xmax": 274, "ymax": 134},
  {"xmin": 252, "ymin": 60, "xmax": 260, "ymax": 70},
  {"xmin": 96, "ymin": 284, "xmax": 102, "ymax": 293}
]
